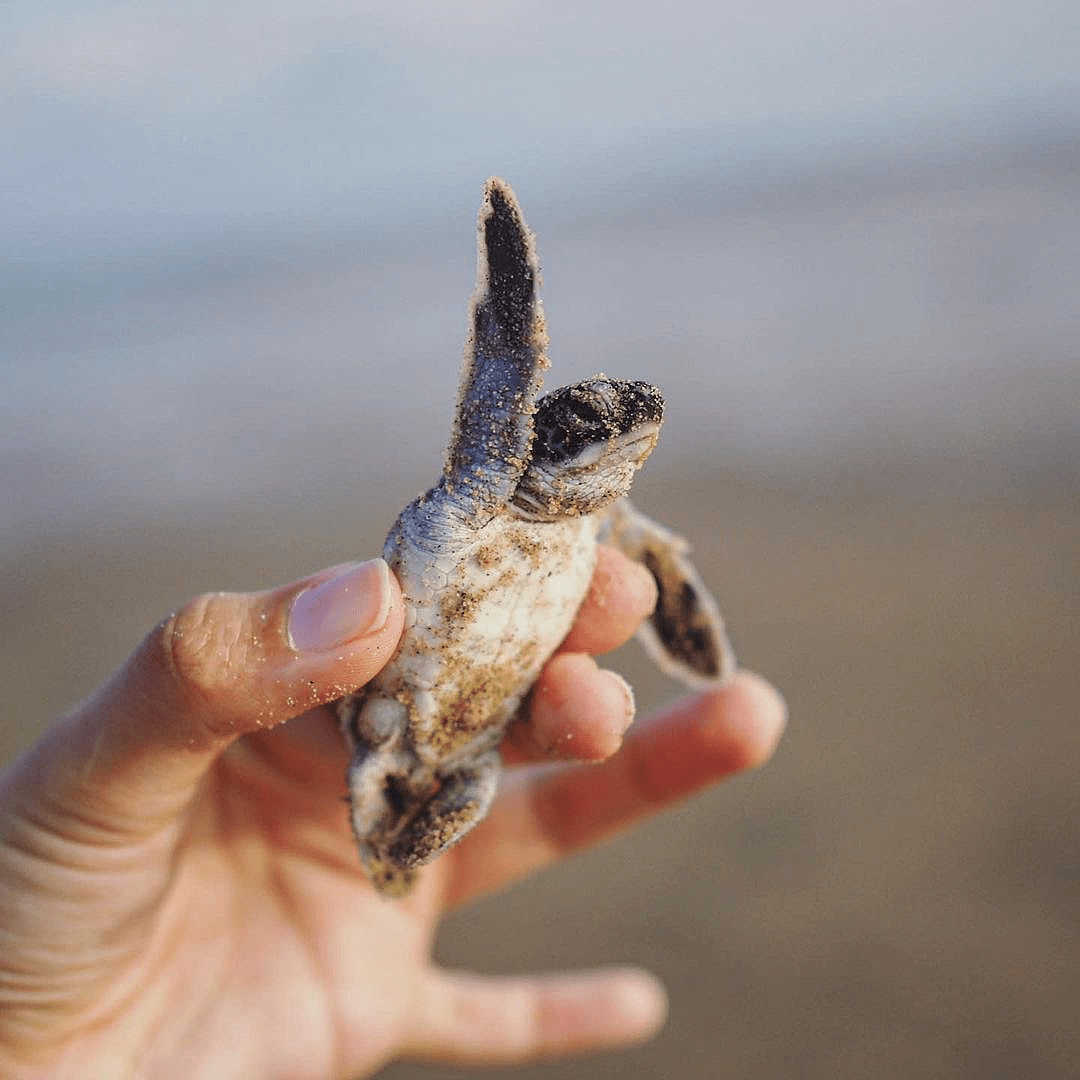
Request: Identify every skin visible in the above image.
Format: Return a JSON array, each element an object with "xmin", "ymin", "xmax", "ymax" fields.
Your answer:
[{"xmin": 0, "ymin": 543, "xmax": 786, "ymax": 1079}]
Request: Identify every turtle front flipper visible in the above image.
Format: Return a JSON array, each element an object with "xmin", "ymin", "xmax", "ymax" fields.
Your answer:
[
  {"xmin": 601, "ymin": 497, "xmax": 736, "ymax": 688},
  {"xmin": 445, "ymin": 178, "xmax": 550, "ymax": 520}
]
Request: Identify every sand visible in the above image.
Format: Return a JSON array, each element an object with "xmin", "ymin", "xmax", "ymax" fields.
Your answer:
[{"xmin": 3, "ymin": 463, "xmax": 1077, "ymax": 1079}]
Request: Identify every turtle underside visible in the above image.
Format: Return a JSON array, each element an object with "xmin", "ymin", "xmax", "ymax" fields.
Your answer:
[{"xmin": 338, "ymin": 178, "xmax": 734, "ymax": 897}]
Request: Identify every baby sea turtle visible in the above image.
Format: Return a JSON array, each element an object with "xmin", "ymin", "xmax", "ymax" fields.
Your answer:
[{"xmin": 339, "ymin": 178, "xmax": 735, "ymax": 896}]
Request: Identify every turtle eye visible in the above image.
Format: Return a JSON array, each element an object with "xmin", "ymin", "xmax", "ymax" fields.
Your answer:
[
  {"xmin": 564, "ymin": 395, "xmax": 604, "ymax": 428},
  {"xmin": 559, "ymin": 395, "xmax": 609, "ymax": 455},
  {"xmin": 532, "ymin": 389, "xmax": 608, "ymax": 464}
]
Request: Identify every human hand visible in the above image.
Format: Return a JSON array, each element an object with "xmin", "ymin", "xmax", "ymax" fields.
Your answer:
[{"xmin": 0, "ymin": 548, "xmax": 785, "ymax": 1079}]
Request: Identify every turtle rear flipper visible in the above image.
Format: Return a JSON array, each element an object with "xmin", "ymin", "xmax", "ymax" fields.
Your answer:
[{"xmin": 601, "ymin": 497, "xmax": 736, "ymax": 687}]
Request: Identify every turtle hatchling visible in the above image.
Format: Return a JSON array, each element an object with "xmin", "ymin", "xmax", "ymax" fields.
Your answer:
[{"xmin": 339, "ymin": 177, "xmax": 735, "ymax": 896}]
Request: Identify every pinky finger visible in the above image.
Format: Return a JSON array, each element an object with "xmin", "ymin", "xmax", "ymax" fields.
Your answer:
[{"xmin": 404, "ymin": 966, "xmax": 667, "ymax": 1067}]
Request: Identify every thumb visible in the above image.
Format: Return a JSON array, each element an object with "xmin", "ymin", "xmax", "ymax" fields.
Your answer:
[{"xmin": 3, "ymin": 559, "xmax": 403, "ymax": 835}]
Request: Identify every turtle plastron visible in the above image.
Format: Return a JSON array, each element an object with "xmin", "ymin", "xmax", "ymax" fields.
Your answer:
[{"xmin": 338, "ymin": 178, "xmax": 735, "ymax": 897}]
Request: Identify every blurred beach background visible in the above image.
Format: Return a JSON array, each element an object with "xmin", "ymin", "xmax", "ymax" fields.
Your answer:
[{"xmin": 3, "ymin": 2, "xmax": 1079, "ymax": 1076}]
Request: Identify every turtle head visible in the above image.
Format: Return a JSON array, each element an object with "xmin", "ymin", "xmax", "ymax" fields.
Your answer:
[{"xmin": 511, "ymin": 376, "xmax": 664, "ymax": 520}]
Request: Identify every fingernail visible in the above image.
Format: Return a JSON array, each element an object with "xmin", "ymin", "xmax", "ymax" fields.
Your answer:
[
  {"xmin": 288, "ymin": 559, "xmax": 393, "ymax": 653},
  {"xmin": 630, "ymin": 560, "xmax": 659, "ymax": 613},
  {"xmin": 611, "ymin": 969, "xmax": 669, "ymax": 1040},
  {"xmin": 603, "ymin": 669, "xmax": 636, "ymax": 730}
]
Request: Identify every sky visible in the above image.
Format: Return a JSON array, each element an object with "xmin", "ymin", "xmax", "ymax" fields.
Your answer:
[{"xmin": 4, "ymin": 0, "xmax": 1079, "ymax": 291}]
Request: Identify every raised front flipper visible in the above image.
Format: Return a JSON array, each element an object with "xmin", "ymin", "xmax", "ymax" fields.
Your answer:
[
  {"xmin": 601, "ymin": 497, "xmax": 736, "ymax": 687},
  {"xmin": 445, "ymin": 178, "xmax": 549, "ymax": 520}
]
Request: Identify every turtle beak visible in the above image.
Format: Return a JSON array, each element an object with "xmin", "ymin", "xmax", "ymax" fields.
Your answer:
[
  {"xmin": 616, "ymin": 421, "xmax": 662, "ymax": 469},
  {"xmin": 617, "ymin": 380, "xmax": 664, "ymax": 467}
]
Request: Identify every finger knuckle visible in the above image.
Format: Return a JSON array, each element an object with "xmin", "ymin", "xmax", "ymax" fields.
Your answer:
[{"xmin": 154, "ymin": 591, "xmax": 246, "ymax": 706}]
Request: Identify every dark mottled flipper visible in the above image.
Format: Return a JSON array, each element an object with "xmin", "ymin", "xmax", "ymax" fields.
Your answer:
[
  {"xmin": 342, "ymin": 726, "xmax": 499, "ymax": 896},
  {"xmin": 357, "ymin": 851, "xmax": 418, "ymax": 899},
  {"xmin": 341, "ymin": 723, "xmax": 423, "ymax": 897},
  {"xmin": 445, "ymin": 178, "xmax": 550, "ymax": 519},
  {"xmin": 387, "ymin": 752, "xmax": 501, "ymax": 869},
  {"xmin": 601, "ymin": 497, "xmax": 736, "ymax": 686}
]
